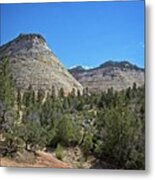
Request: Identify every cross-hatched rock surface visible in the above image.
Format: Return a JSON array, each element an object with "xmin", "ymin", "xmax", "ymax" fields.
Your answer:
[{"xmin": 0, "ymin": 34, "xmax": 83, "ymax": 95}]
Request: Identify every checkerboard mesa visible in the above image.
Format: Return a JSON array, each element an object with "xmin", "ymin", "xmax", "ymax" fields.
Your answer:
[{"xmin": 0, "ymin": 33, "xmax": 83, "ymax": 96}]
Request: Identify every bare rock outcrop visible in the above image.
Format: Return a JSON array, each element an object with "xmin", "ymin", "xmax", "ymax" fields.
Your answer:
[
  {"xmin": 69, "ymin": 61, "xmax": 144, "ymax": 93},
  {"xmin": 0, "ymin": 33, "xmax": 83, "ymax": 95}
]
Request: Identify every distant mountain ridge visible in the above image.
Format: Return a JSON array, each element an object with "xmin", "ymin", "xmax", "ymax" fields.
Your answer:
[
  {"xmin": 98, "ymin": 60, "xmax": 144, "ymax": 70},
  {"xmin": 70, "ymin": 61, "xmax": 144, "ymax": 72},
  {"xmin": 69, "ymin": 60, "xmax": 144, "ymax": 93}
]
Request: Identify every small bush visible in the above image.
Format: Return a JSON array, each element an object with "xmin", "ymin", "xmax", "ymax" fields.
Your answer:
[{"xmin": 55, "ymin": 144, "xmax": 64, "ymax": 160}]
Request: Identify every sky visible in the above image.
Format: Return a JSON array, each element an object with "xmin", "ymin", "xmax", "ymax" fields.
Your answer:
[{"xmin": 0, "ymin": 1, "xmax": 145, "ymax": 68}]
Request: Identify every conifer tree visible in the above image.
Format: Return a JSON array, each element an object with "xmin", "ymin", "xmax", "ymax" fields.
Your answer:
[
  {"xmin": 23, "ymin": 85, "xmax": 35, "ymax": 108},
  {"xmin": 59, "ymin": 87, "xmax": 65, "ymax": 98},
  {"xmin": 0, "ymin": 57, "xmax": 15, "ymax": 106},
  {"xmin": 16, "ymin": 88, "xmax": 22, "ymax": 109},
  {"xmin": 0, "ymin": 57, "xmax": 16, "ymax": 133},
  {"xmin": 51, "ymin": 85, "xmax": 56, "ymax": 100},
  {"xmin": 37, "ymin": 89, "xmax": 45, "ymax": 104}
]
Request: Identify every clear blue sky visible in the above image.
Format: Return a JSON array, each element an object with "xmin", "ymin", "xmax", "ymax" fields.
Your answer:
[{"xmin": 0, "ymin": 1, "xmax": 144, "ymax": 68}]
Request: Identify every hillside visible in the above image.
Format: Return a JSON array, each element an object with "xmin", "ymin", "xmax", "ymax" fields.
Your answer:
[
  {"xmin": 69, "ymin": 60, "xmax": 144, "ymax": 93},
  {"xmin": 0, "ymin": 34, "xmax": 145, "ymax": 170},
  {"xmin": 0, "ymin": 33, "xmax": 83, "ymax": 95}
]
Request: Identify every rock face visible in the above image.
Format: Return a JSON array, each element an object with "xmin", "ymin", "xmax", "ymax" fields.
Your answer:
[
  {"xmin": 0, "ymin": 34, "xmax": 83, "ymax": 95},
  {"xmin": 69, "ymin": 61, "xmax": 144, "ymax": 93}
]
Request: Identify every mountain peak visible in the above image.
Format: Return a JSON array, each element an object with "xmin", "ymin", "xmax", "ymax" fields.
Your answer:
[
  {"xmin": 0, "ymin": 33, "xmax": 46, "ymax": 49},
  {"xmin": 0, "ymin": 34, "xmax": 83, "ymax": 94},
  {"xmin": 99, "ymin": 60, "xmax": 142, "ymax": 71},
  {"xmin": 17, "ymin": 33, "xmax": 46, "ymax": 42},
  {"xmin": 0, "ymin": 33, "xmax": 53, "ymax": 63},
  {"xmin": 69, "ymin": 66, "xmax": 86, "ymax": 71}
]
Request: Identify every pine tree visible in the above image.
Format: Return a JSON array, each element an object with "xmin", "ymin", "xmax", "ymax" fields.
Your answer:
[
  {"xmin": 0, "ymin": 57, "xmax": 16, "ymax": 134},
  {"xmin": 0, "ymin": 57, "xmax": 15, "ymax": 106},
  {"xmin": 70, "ymin": 88, "xmax": 76, "ymax": 98},
  {"xmin": 0, "ymin": 57, "xmax": 19, "ymax": 154},
  {"xmin": 16, "ymin": 88, "xmax": 22, "ymax": 109},
  {"xmin": 51, "ymin": 85, "xmax": 56, "ymax": 100},
  {"xmin": 77, "ymin": 89, "xmax": 81, "ymax": 97},
  {"xmin": 37, "ymin": 89, "xmax": 45, "ymax": 104},
  {"xmin": 59, "ymin": 87, "xmax": 65, "ymax": 98},
  {"xmin": 22, "ymin": 85, "xmax": 35, "ymax": 108}
]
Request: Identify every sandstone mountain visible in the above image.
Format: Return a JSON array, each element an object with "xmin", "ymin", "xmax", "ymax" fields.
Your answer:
[
  {"xmin": 0, "ymin": 34, "xmax": 83, "ymax": 95},
  {"xmin": 69, "ymin": 61, "xmax": 144, "ymax": 93}
]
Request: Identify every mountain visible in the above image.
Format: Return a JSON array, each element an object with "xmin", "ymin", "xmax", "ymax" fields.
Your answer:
[
  {"xmin": 0, "ymin": 34, "xmax": 83, "ymax": 95},
  {"xmin": 69, "ymin": 60, "xmax": 144, "ymax": 93}
]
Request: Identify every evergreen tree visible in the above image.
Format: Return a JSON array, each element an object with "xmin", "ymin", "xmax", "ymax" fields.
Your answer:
[
  {"xmin": 22, "ymin": 85, "xmax": 35, "ymax": 108},
  {"xmin": 16, "ymin": 88, "xmax": 22, "ymax": 110},
  {"xmin": 95, "ymin": 105, "xmax": 144, "ymax": 169},
  {"xmin": 51, "ymin": 85, "xmax": 56, "ymax": 100},
  {"xmin": 59, "ymin": 87, "xmax": 65, "ymax": 98},
  {"xmin": 0, "ymin": 57, "xmax": 15, "ymax": 106},
  {"xmin": 70, "ymin": 88, "xmax": 76, "ymax": 98},
  {"xmin": 77, "ymin": 89, "xmax": 81, "ymax": 97},
  {"xmin": 37, "ymin": 89, "xmax": 45, "ymax": 104},
  {"xmin": 0, "ymin": 57, "xmax": 16, "ymax": 134}
]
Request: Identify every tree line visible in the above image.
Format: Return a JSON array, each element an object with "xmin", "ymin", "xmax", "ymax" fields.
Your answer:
[{"xmin": 0, "ymin": 57, "xmax": 145, "ymax": 169}]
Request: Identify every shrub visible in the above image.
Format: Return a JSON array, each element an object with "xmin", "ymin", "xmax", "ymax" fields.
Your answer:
[
  {"xmin": 95, "ymin": 106, "xmax": 145, "ymax": 169},
  {"xmin": 55, "ymin": 144, "xmax": 64, "ymax": 160}
]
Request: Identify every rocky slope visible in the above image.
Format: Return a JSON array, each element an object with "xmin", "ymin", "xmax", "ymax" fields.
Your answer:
[
  {"xmin": 0, "ymin": 34, "xmax": 83, "ymax": 95},
  {"xmin": 69, "ymin": 61, "xmax": 144, "ymax": 93}
]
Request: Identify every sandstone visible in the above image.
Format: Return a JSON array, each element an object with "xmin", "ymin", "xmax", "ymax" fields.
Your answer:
[
  {"xmin": 69, "ymin": 61, "xmax": 144, "ymax": 93},
  {"xmin": 0, "ymin": 33, "xmax": 83, "ymax": 95}
]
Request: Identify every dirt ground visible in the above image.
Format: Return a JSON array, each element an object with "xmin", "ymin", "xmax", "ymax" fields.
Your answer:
[
  {"xmin": 1, "ymin": 148, "xmax": 112, "ymax": 169},
  {"xmin": 1, "ymin": 151, "xmax": 72, "ymax": 168}
]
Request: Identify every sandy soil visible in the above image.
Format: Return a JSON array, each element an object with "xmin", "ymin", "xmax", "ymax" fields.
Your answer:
[{"xmin": 1, "ymin": 151, "xmax": 72, "ymax": 168}]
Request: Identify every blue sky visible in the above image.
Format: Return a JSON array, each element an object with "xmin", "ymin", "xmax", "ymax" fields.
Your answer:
[{"xmin": 0, "ymin": 1, "xmax": 144, "ymax": 68}]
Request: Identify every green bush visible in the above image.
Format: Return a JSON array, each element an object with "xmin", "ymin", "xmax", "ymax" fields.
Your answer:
[
  {"xmin": 94, "ymin": 106, "xmax": 144, "ymax": 169},
  {"xmin": 54, "ymin": 115, "xmax": 82, "ymax": 147},
  {"xmin": 55, "ymin": 144, "xmax": 64, "ymax": 160}
]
